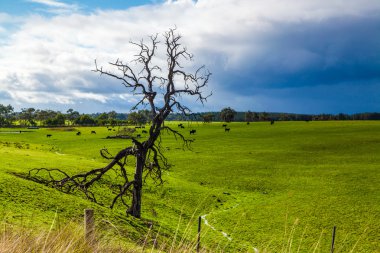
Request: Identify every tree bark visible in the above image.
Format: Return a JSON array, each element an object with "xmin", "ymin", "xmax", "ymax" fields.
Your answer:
[{"xmin": 127, "ymin": 149, "xmax": 146, "ymax": 218}]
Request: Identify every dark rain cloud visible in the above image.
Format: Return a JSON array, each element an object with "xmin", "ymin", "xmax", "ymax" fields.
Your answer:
[{"xmin": 213, "ymin": 15, "xmax": 380, "ymax": 94}]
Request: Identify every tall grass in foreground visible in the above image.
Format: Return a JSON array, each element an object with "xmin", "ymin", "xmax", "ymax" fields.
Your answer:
[
  {"xmin": 0, "ymin": 215, "xmax": 368, "ymax": 253},
  {"xmin": 0, "ymin": 221, "xmax": 129, "ymax": 253},
  {"xmin": 0, "ymin": 223, "xmax": 211, "ymax": 253},
  {"xmin": 0, "ymin": 195, "xmax": 370, "ymax": 253},
  {"xmin": 0, "ymin": 216, "xmax": 211, "ymax": 253}
]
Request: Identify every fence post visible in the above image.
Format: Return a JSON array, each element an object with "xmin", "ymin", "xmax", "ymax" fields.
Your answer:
[
  {"xmin": 84, "ymin": 209, "xmax": 95, "ymax": 243},
  {"xmin": 330, "ymin": 226, "xmax": 336, "ymax": 253},
  {"xmin": 197, "ymin": 216, "xmax": 201, "ymax": 253}
]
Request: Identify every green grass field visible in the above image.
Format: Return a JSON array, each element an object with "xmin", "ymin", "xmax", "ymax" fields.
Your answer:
[{"xmin": 0, "ymin": 121, "xmax": 379, "ymax": 252}]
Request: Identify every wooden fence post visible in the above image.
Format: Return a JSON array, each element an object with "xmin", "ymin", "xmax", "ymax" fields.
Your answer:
[
  {"xmin": 197, "ymin": 216, "xmax": 201, "ymax": 253},
  {"xmin": 84, "ymin": 209, "xmax": 95, "ymax": 243},
  {"xmin": 330, "ymin": 226, "xmax": 336, "ymax": 253}
]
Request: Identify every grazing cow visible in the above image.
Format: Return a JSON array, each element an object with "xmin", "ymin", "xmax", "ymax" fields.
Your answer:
[
  {"xmin": 247, "ymin": 122, "xmax": 250, "ymax": 125},
  {"xmin": 190, "ymin": 129, "xmax": 196, "ymax": 135},
  {"xmin": 142, "ymin": 130, "xmax": 148, "ymax": 134},
  {"xmin": 180, "ymin": 125, "xmax": 185, "ymax": 129},
  {"xmin": 136, "ymin": 134, "xmax": 141, "ymax": 138},
  {"xmin": 91, "ymin": 131, "xmax": 96, "ymax": 134},
  {"xmin": 107, "ymin": 128, "xmax": 112, "ymax": 131},
  {"xmin": 178, "ymin": 123, "xmax": 183, "ymax": 127},
  {"xmin": 222, "ymin": 124, "xmax": 227, "ymax": 127},
  {"xmin": 135, "ymin": 126, "xmax": 141, "ymax": 129},
  {"xmin": 76, "ymin": 131, "xmax": 81, "ymax": 136},
  {"xmin": 270, "ymin": 120, "xmax": 275, "ymax": 125},
  {"xmin": 46, "ymin": 134, "xmax": 52, "ymax": 138},
  {"xmin": 225, "ymin": 128, "xmax": 230, "ymax": 132}
]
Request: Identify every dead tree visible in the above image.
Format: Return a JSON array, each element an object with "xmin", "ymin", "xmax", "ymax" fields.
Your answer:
[{"xmin": 29, "ymin": 28, "xmax": 211, "ymax": 218}]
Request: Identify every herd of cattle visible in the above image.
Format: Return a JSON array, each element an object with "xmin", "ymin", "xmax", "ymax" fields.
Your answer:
[{"xmin": 44, "ymin": 121, "xmax": 270, "ymax": 138}]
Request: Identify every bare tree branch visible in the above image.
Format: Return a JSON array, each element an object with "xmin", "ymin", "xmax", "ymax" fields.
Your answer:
[{"xmin": 29, "ymin": 28, "xmax": 211, "ymax": 218}]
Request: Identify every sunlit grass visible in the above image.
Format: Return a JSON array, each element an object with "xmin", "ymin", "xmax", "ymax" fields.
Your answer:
[{"xmin": 0, "ymin": 121, "xmax": 379, "ymax": 252}]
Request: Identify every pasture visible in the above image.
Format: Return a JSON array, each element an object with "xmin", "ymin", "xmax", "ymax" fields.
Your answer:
[{"xmin": 0, "ymin": 121, "xmax": 379, "ymax": 252}]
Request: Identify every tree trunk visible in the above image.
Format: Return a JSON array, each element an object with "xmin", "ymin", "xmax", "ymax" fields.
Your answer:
[{"xmin": 127, "ymin": 149, "xmax": 146, "ymax": 218}]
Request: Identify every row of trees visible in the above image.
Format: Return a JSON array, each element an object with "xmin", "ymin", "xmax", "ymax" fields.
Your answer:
[
  {"xmin": 202, "ymin": 109, "xmax": 380, "ymax": 123},
  {"xmin": 0, "ymin": 105, "xmax": 151, "ymax": 127},
  {"xmin": 2, "ymin": 104, "xmax": 380, "ymax": 127}
]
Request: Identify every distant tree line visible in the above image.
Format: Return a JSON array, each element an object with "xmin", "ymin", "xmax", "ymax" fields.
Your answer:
[
  {"xmin": 0, "ymin": 104, "xmax": 152, "ymax": 127},
  {"xmin": 168, "ymin": 109, "xmax": 380, "ymax": 122},
  {"xmin": 1, "ymin": 103, "xmax": 380, "ymax": 127}
]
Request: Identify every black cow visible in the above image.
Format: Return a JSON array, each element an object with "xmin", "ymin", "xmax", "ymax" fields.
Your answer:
[
  {"xmin": 222, "ymin": 124, "xmax": 227, "ymax": 127},
  {"xmin": 76, "ymin": 131, "xmax": 81, "ymax": 136},
  {"xmin": 178, "ymin": 123, "xmax": 183, "ymax": 127},
  {"xmin": 91, "ymin": 131, "xmax": 96, "ymax": 134},
  {"xmin": 225, "ymin": 128, "xmax": 230, "ymax": 132},
  {"xmin": 270, "ymin": 120, "xmax": 275, "ymax": 125},
  {"xmin": 136, "ymin": 134, "xmax": 141, "ymax": 138},
  {"xmin": 190, "ymin": 129, "xmax": 196, "ymax": 135},
  {"xmin": 46, "ymin": 134, "xmax": 52, "ymax": 138},
  {"xmin": 142, "ymin": 130, "xmax": 148, "ymax": 134}
]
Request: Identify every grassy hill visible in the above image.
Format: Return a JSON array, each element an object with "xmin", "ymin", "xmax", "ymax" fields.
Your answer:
[{"xmin": 0, "ymin": 121, "xmax": 379, "ymax": 252}]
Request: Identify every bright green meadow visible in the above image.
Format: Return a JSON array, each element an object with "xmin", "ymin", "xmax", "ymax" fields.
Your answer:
[{"xmin": 0, "ymin": 121, "xmax": 379, "ymax": 252}]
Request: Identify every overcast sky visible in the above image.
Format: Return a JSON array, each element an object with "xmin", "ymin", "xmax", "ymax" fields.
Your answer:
[{"xmin": 0, "ymin": 0, "xmax": 379, "ymax": 114}]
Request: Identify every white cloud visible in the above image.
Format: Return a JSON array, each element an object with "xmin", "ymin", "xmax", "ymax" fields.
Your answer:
[
  {"xmin": 8, "ymin": 90, "xmax": 73, "ymax": 104},
  {"xmin": 0, "ymin": 0, "xmax": 379, "ymax": 112},
  {"xmin": 0, "ymin": 13, "xmax": 24, "ymax": 40},
  {"xmin": 26, "ymin": 0, "xmax": 79, "ymax": 14},
  {"xmin": 72, "ymin": 91, "xmax": 108, "ymax": 103},
  {"xmin": 27, "ymin": 0, "xmax": 71, "ymax": 8},
  {"xmin": 0, "ymin": 13, "xmax": 12, "ymax": 22}
]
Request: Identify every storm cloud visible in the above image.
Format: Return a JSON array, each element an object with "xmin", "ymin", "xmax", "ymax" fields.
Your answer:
[{"xmin": 0, "ymin": 0, "xmax": 379, "ymax": 113}]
